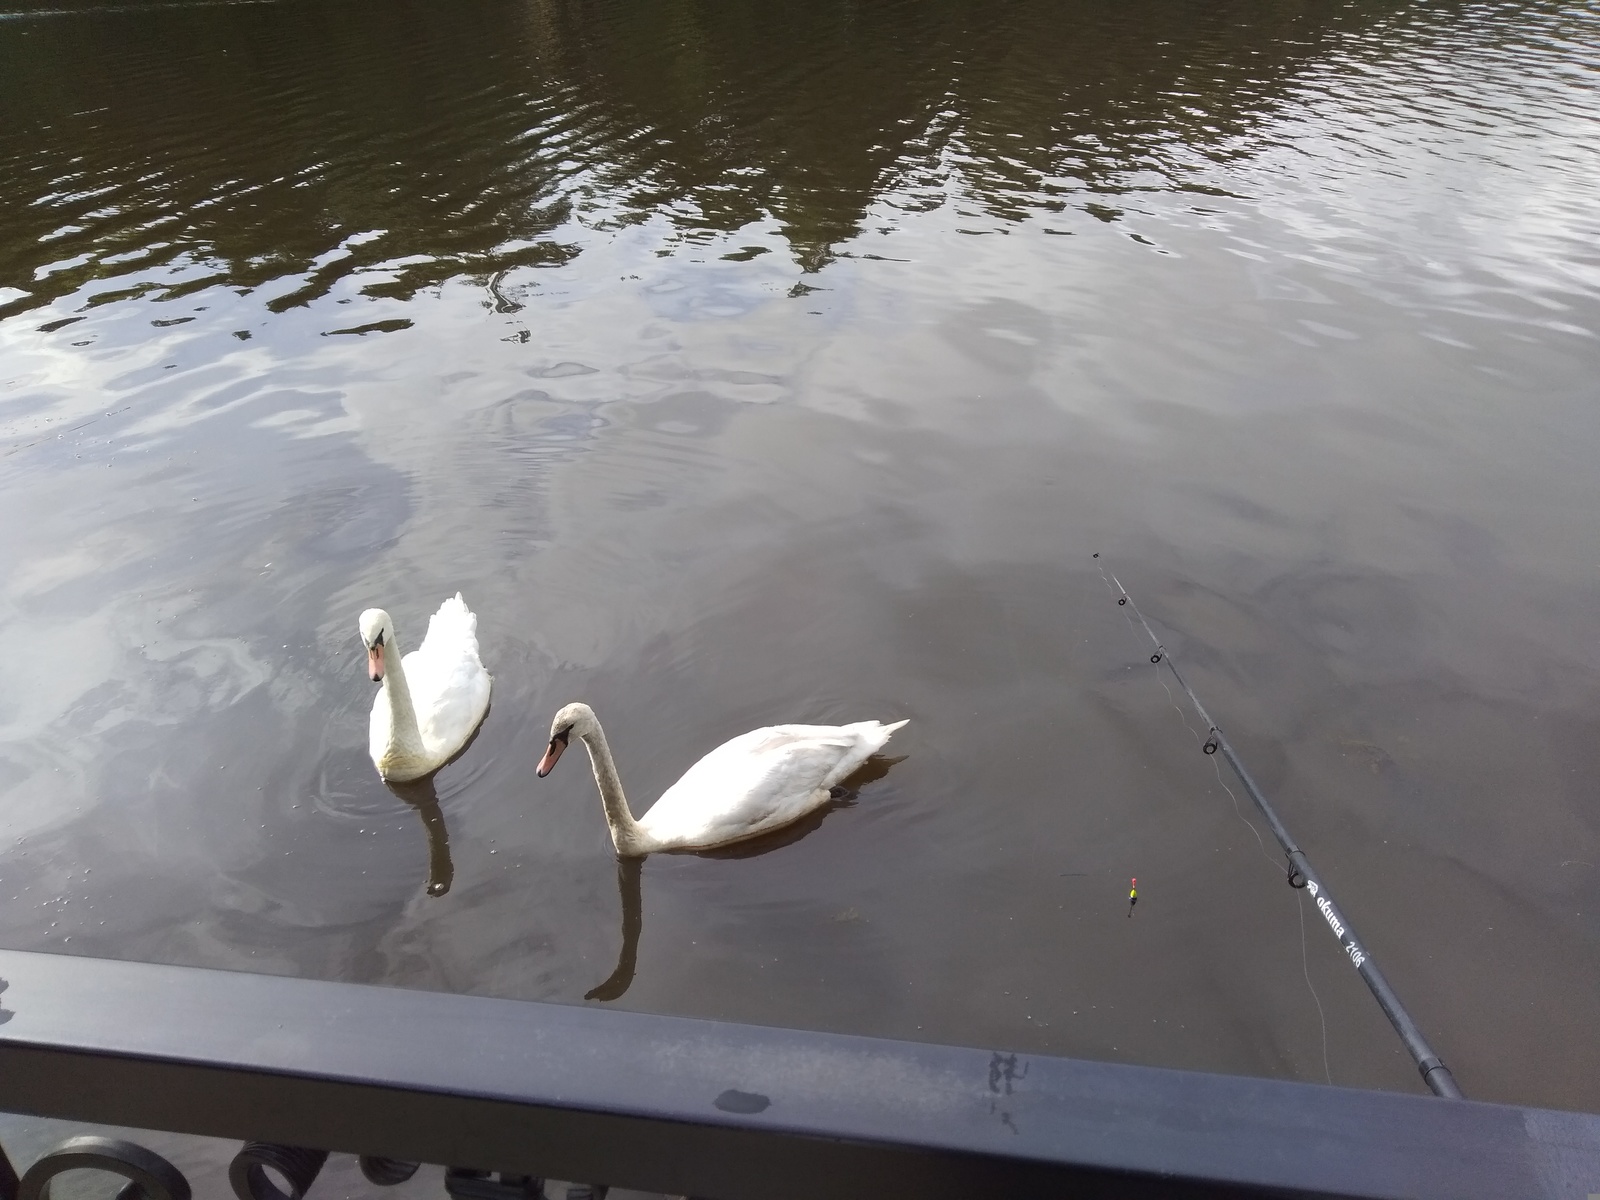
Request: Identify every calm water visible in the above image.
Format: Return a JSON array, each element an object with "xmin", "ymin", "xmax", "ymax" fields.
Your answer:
[{"xmin": 2, "ymin": 0, "xmax": 1599, "ymax": 1136}]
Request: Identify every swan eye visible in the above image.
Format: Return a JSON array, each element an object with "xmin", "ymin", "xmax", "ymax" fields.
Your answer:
[
  {"xmin": 373, "ymin": 631, "xmax": 385, "ymax": 647},
  {"xmin": 555, "ymin": 727, "xmax": 572, "ymax": 744}
]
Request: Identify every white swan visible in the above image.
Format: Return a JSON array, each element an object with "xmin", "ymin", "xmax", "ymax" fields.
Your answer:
[
  {"xmin": 358, "ymin": 594, "xmax": 492, "ymax": 782},
  {"xmin": 536, "ymin": 702, "xmax": 907, "ymax": 856}
]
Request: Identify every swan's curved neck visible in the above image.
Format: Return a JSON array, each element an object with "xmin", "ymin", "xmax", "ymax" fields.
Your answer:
[
  {"xmin": 381, "ymin": 644, "xmax": 427, "ymax": 762},
  {"xmin": 577, "ymin": 720, "xmax": 652, "ymax": 857}
]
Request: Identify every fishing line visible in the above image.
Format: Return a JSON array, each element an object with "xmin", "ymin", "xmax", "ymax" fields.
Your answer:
[
  {"xmin": 1100, "ymin": 559, "xmax": 1278, "ymax": 872},
  {"xmin": 1211, "ymin": 752, "xmax": 1278, "ymax": 871},
  {"xmin": 1100, "ymin": 555, "xmax": 1327, "ymax": 1075},
  {"xmin": 1091, "ymin": 553, "xmax": 1462, "ymax": 1099},
  {"xmin": 1151, "ymin": 646, "xmax": 1200, "ymax": 746},
  {"xmin": 1298, "ymin": 888, "xmax": 1332, "ymax": 1085},
  {"xmin": 1197, "ymin": 678, "xmax": 1330, "ymax": 1081},
  {"xmin": 1101, "ymin": 569, "xmax": 1196, "ymax": 743}
]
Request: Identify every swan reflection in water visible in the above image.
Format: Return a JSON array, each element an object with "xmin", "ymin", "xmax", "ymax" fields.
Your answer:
[
  {"xmin": 583, "ymin": 754, "xmax": 906, "ymax": 1002},
  {"xmin": 376, "ymin": 702, "xmax": 494, "ymax": 898},
  {"xmin": 385, "ymin": 776, "xmax": 454, "ymax": 897}
]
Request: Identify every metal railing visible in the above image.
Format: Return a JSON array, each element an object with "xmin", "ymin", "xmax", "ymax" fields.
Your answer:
[{"xmin": 1, "ymin": 948, "xmax": 1597, "ymax": 1200}]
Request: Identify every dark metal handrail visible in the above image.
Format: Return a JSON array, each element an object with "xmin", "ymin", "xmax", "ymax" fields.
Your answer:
[{"xmin": 0, "ymin": 949, "xmax": 1595, "ymax": 1199}]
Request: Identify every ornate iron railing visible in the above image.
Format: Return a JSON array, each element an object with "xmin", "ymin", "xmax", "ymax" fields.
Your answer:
[{"xmin": 1, "ymin": 948, "xmax": 1596, "ymax": 1199}]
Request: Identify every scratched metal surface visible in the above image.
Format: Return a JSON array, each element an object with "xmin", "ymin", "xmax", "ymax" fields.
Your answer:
[{"xmin": 4, "ymin": 950, "xmax": 1598, "ymax": 1199}]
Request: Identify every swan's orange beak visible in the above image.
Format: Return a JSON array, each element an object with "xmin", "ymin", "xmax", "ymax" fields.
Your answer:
[
  {"xmin": 368, "ymin": 644, "xmax": 385, "ymax": 683},
  {"xmin": 536, "ymin": 733, "xmax": 567, "ymax": 778}
]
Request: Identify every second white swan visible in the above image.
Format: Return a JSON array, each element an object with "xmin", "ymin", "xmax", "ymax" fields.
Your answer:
[{"xmin": 536, "ymin": 702, "xmax": 907, "ymax": 855}]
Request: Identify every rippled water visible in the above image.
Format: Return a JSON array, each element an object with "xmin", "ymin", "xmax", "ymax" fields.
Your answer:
[{"xmin": 2, "ymin": 0, "xmax": 1599, "ymax": 1128}]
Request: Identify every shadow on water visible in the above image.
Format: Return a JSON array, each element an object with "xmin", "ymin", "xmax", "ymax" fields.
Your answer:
[
  {"xmin": 584, "ymin": 855, "xmax": 643, "ymax": 1002},
  {"xmin": 370, "ymin": 698, "xmax": 495, "ymax": 899},
  {"xmin": 384, "ymin": 777, "xmax": 454, "ymax": 899},
  {"xmin": 585, "ymin": 754, "xmax": 907, "ymax": 1001}
]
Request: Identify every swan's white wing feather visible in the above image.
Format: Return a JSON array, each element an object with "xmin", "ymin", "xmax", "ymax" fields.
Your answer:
[
  {"xmin": 404, "ymin": 593, "xmax": 492, "ymax": 761},
  {"xmin": 640, "ymin": 720, "xmax": 905, "ymax": 848}
]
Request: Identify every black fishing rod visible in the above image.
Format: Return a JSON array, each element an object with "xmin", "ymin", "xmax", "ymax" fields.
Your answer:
[{"xmin": 1097, "ymin": 555, "xmax": 1463, "ymax": 1100}]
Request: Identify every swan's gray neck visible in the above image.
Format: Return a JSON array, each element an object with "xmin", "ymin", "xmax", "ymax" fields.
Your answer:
[
  {"xmin": 381, "ymin": 645, "xmax": 428, "ymax": 767},
  {"xmin": 580, "ymin": 722, "xmax": 650, "ymax": 856}
]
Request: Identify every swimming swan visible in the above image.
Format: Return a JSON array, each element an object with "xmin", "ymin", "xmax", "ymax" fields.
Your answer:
[
  {"xmin": 359, "ymin": 595, "xmax": 491, "ymax": 782},
  {"xmin": 536, "ymin": 702, "xmax": 907, "ymax": 856}
]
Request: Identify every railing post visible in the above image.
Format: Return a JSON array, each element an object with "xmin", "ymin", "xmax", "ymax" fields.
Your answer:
[
  {"xmin": 15, "ymin": 1136, "xmax": 189, "ymax": 1200},
  {"xmin": 228, "ymin": 1142, "xmax": 326, "ymax": 1200},
  {"xmin": 0, "ymin": 1135, "xmax": 18, "ymax": 1200}
]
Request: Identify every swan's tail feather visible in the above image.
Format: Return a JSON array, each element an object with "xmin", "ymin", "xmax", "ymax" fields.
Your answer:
[
  {"xmin": 419, "ymin": 592, "xmax": 481, "ymax": 662},
  {"xmin": 858, "ymin": 717, "xmax": 908, "ymax": 755}
]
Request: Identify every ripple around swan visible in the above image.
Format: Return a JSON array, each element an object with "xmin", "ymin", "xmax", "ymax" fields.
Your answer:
[{"xmin": 305, "ymin": 749, "xmax": 411, "ymax": 822}]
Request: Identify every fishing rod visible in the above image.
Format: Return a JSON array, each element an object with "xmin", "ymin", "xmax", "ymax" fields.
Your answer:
[{"xmin": 1096, "ymin": 555, "xmax": 1463, "ymax": 1100}]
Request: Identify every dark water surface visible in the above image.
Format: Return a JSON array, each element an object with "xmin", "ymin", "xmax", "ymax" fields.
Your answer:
[{"xmin": 2, "ymin": 0, "xmax": 1599, "ymax": 1124}]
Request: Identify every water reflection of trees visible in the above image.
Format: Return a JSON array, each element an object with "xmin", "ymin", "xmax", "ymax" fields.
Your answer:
[{"xmin": 0, "ymin": 0, "xmax": 1420, "ymax": 316}]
